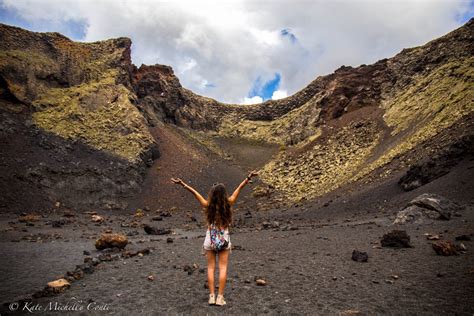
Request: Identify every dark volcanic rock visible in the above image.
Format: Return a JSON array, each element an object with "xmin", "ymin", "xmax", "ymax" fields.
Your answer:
[
  {"xmin": 143, "ymin": 224, "xmax": 172, "ymax": 235},
  {"xmin": 351, "ymin": 250, "xmax": 369, "ymax": 262},
  {"xmin": 455, "ymin": 235, "xmax": 471, "ymax": 241},
  {"xmin": 381, "ymin": 230, "xmax": 412, "ymax": 248},
  {"xmin": 399, "ymin": 135, "xmax": 474, "ymax": 191},
  {"xmin": 432, "ymin": 241, "xmax": 458, "ymax": 256}
]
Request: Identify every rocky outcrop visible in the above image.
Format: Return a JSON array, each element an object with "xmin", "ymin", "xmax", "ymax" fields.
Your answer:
[
  {"xmin": 394, "ymin": 194, "xmax": 462, "ymax": 224},
  {"xmin": 399, "ymin": 135, "xmax": 474, "ymax": 191},
  {"xmin": 0, "ymin": 23, "xmax": 157, "ymax": 211}
]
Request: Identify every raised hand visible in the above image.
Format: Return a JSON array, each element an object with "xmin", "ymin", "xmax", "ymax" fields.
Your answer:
[
  {"xmin": 247, "ymin": 170, "xmax": 259, "ymax": 178},
  {"xmin": 171, "ymin": 177, "xmax": 184, "ymax": 185}
]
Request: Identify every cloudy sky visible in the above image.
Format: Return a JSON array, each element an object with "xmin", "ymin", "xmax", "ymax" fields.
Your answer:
[{"xmin": 0, "ymin": 0, "xmax": 472, "ymax": 104}]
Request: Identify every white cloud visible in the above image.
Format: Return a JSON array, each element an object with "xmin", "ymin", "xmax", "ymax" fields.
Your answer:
[
  {"xmin": 1, "ymin": 0, "xmax": 471, "ymax": 104},
  {"xmin": 242, "ymin": 96, "xmax": 263, "ymax": 105},
  {"xmin": 271, "ymin": 89, "xmax": 288, "ymax": 100}
]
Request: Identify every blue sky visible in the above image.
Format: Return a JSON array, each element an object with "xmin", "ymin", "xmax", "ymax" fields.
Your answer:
[{"xmin": 0, "ymin": 0, "xmax": 472, "ymax": 104}]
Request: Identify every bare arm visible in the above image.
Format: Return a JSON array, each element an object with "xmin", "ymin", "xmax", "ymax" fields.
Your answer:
[
  {"xmin": 171, "ymin": 178, "xmax": 208, "ymax": 208},
  {"xmin": 228, "ymin": 170, "xmax": 259, "ymax": 205}
]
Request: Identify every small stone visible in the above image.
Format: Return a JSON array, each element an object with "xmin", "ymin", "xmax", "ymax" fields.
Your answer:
[
  {"xmin": 134, "ymin": 209, "xmax": 145, "ymax": 217},
  {"xmin": 47, "ymin": 279, "xmax": 70, "ymax": 293},
  {"xmin": 455, "ymin": 235, "xmax": 471, "ymax": 241},
  {"xmin": 166, "ymin": 237, "xmax": 174, "ymax": 243},
  {"xmin": 91, "ymin": 215, "xmax": 104, "ymax": 223},
  {"xmin": 425, "ymin": 233, "xmax": 440, "ymax": 240},
  {"xmin": 351, "ymin": 250, "xmax": 368, "ymax": 262},
  {"xmin": 391, "ymin": 275, "xmax": 399, "ymax": 280},
  {"xmin": 255, "ymin": 279, "xmax": 267, "ymax": 286},
  {"xmin": 147, "ymin": 275, "xmax": 154, "ymax": 281},
  {"xmin": 144, "ymin": 224, "xmax": 171, "ymax": 235},
  {"xmin": 341, "ymin": 310, "xmax": 361, "ymax": 315},
  {"xmin": 457, "ymin": 243, "xmax": 467, "ymax": 251},
  {"xmin": 432, "ymin": 240, "xmax": 458, "ymax": 256}
]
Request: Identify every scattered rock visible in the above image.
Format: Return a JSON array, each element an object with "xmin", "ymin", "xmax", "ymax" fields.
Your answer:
[
  {"xmin": 255, "ymin": 279, "xmax": 267, "ymax": 286},
  {"xmin": 455, "ymin": 234, "xmax": 471, "ymax": 241},
  {"xmin": 160, "ymin": 210, "xmax": 172, "ymax": 217},
  {"xmin": 381, "ymin": 230, "xmax": 412, "ymax": 248},
  {"xmin": 95, "ymin": 233, "xmax": 128, "ymax": 250},
  {"xmin": 456, "ymin": 243, "xmax": 467, "ymax": 252},
  {"xmin": 351, "ymin": 250, "xmax": 368, "ymax": 262},
  {"xmin": 51, "ymin": 219, "xmax": 66, "ymax": 228},
  {"xmin": 166, "ymin": 237, "xmax": 174, "ymax": 243},
  {"xmin": 341, "ymin": 310, "xmax": 361, "ymax": 315},
  {"xmin": 399, "ymin": 138, "xmax": 473, "ymax": 191},
  {"xmin": 91, "ymin": 215, "xmax": 104, "ymax": 223},
  {"xmin": 62, "ymin": 210, "xmax": 75, "ymax": 217},
  {"xmin": 134, "ymin": 209, "xmax": 145, "ymax": 217},
  {"xmin": 432, "ymin": 241, "xmax": 458, "ymax": 256},
  {"xmin": 47, "ymin": 279, "xmax": 70, "ymax": 293},
  {"xmin": 425, "ymin": 233, "xmax": 440, "ymax": 240},
  {"xmin": 143, "ymin": 224, "xmax": 171, "ymax": 235},
  {"xmin": 18, "ymin": 214, "xmax": 41, "ymax": 223},
  {"xmin": 83, "ymin": 250, "xmax": 91, "ymax": 256}
]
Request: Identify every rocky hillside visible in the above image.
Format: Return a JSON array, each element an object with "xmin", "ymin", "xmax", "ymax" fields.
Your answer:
[
  {"xmin": 137, "ymin": 18, "xmax": 473, "ymax": 202},
  {"xmin": 0, "ymin": 19, "xmax": 472, "ymax": 212}
]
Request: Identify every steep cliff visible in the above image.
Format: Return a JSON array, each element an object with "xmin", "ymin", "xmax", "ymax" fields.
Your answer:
[{"xmin": 0, "ymin": 24, "xmax": 157, "ymax": 211}]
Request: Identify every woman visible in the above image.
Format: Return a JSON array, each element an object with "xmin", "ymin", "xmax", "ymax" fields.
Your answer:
[{"xmin": 171, "ymin": 170, "xmax": 258, "ymax": 306}]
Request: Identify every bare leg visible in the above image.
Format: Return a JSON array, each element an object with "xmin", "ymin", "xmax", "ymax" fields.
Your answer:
[
  {"xmin": 206, "ymin": 250, "xmax": 216, "ymax": 295},
  {"xmin": 217, "ymin": 249, "xmax": 230, "ymax": 295}
]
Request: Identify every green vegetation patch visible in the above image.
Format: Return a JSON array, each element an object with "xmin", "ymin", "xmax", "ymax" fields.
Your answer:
[
  {"xmin": 31, "ymin": 71, "xmax": 154, "ymax": 162},
  {"xmin": 217, "ymin": 93, "xmax": 324, "ymax": 145},
  {"xmin": 260, "ymin": 121, "xmax": 381, "ymax": 201}
]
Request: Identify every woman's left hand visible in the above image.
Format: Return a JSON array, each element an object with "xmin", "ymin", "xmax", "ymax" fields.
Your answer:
[{"xmin": 248, "ymin": 170, "xmax": 259, "ymax": 178}]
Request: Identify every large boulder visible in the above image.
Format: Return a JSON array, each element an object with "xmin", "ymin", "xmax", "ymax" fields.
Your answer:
[
  {"xmin": 394, "ymin": 193, "xmax": 461, "ymax": 224},
  {"xmin": 95, "ymin": 233, "xmax": 128, "ymax": 250}
]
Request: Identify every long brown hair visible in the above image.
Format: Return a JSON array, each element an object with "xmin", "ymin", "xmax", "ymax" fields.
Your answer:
[{"xmin": 205, "ymin": 183, "xmax": 232, "ymax": 229}]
